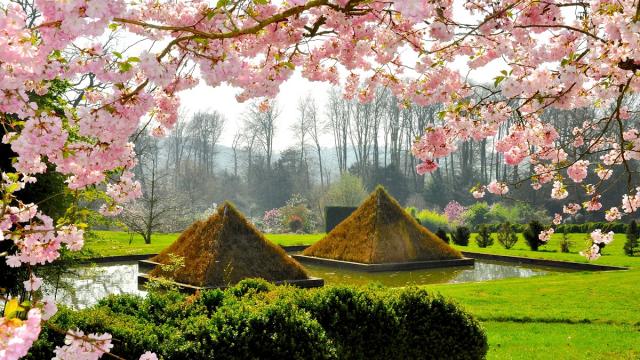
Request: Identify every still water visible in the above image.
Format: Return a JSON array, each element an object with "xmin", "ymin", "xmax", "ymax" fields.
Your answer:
[{"xmin": 45, "ymin": 260, "xmax": 570, "ymax": 309}]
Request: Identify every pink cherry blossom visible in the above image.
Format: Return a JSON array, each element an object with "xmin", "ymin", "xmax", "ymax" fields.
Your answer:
[
  {"xmin": 23, "ymin": 275, "xmax": 43, "ymax": 292},
  {"xmin": 590, "ymin": 229, "xmax": 614, "ymax": 245},
  {"xmin": 567, "ymin": 160, "xmax": 589, "ymax": 183},
  {"xmin": 553, "ymin": 213, "xmax": 562, "ymax": 225},
  {"xmin": 471, "ymin": 186, "xmax": 486, "ymax": 199},
  {"xmin": 585, "ymin": 196, "xmax": 603, "ymax": 212},
  {"xmin": 139, "ymin": 352, "xmax": 159, "ymax": 360},
  {"xmin": 551, "ymin": 181, "xmax": 568, "ymax": 200},
  {"xmin": 562, "ymin": 203, "xmax": 581, "ymax": 215},
  {"xmin": 53, "ymin": 330, "xmax": 114, "ymax": 360},
  {"xmin": 605, "ymin": 207, "xmax": 622, "ymax": 222},
  {"xmin": 0, "ymin": 309, "xmax": 42, "ymax": 360},
  {"xmin": 580, "ymin": 244, "xmax": 602, "ymax": 261},
  {"xmin": 486, "ymin": 181, "xmax": 509, "ymax": 195},
  {"xmin": 538, "ymin": 228, "xmax": 554, "ymax": 243}
]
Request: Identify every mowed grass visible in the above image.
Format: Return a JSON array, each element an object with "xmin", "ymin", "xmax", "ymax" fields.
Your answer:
[
  {"xmin": 425, "ymin": 268, "xmax": 640, "ymax": 359},
  {"xmin": 452, "ymin": 232, "xmax": 640, "ymax": 268},
  {"xmin": 86, "ymin": 229, "xmax": 640, "ymax": 359},
  {"xmin": 87, "ymin": 230, "xmax": 324, "ymax": 257}
]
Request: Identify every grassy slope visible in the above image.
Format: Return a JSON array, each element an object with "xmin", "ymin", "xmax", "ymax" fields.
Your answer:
[{"xmin": 88, "ymin": 230, "xmax": 640, "ymax": 359}]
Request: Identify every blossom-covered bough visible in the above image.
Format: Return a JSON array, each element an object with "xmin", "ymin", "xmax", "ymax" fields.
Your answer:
[{"xmin": 1, "ymin": 0, "xmax": 640, "ymax": 358}]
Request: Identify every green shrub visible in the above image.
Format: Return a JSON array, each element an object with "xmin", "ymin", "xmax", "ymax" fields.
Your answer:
[
  {"xmin": 32, "ymin": 281, "xmax": 488, "ymax": 360},
  {"xmin": 451, "ymin": 226, "xmax": 471, "ymax": 246},
  {"xmin": 296, "ymin": 286, "xmax": 398, "ymax": 359},
  {"xmin": 389, "ymin": 288, "xmax": 488, "ymax": 360},
  {"xmin": 624, "ymin": 220, "xmax": 640, "ymax": 256},
  {"xmin": 523, "ymin": 221, "xmax": 545, "ymax": 251},
  {"xmin": 462, "ymin": 202, "xmax": 550, "ymax": 230},
  {"xmin": 435, "ymin": 227, "xmax": 450, "ymax": 243},
  {"xmin": 461, "ymin": 202, "xmax": 491, "ymax": 229},
  {"xmin": 497, "ymin": 222, "xmax": 518, "ymax": 249},
  {"xmin": 475, "ymin": 225, "xmax": 493, "ymax": 248},
  {"xmin": 559, "ymin": 228, "xmax": 572, "ymax": 253},
  {"xmin": 416, "ymin": 208, "xmax": 449, "ymax": 232}
]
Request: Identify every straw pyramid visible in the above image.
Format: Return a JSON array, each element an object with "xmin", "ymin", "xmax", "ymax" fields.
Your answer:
[
  {"xmin": 304, "ymin": 187, "xmax": 462, "ymax": 264},
  {"xmin": 151, "ymin": 202, "xmax": 309, "ymax": 287}
]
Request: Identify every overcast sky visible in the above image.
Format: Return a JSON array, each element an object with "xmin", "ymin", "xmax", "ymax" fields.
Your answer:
[
  {"xmin": 177, "ymin": 59, "xmax": 503, "ymax": 151},
  {"xmin": 177, "ymin": 70, "xmax": 335, "ymax": 151}
]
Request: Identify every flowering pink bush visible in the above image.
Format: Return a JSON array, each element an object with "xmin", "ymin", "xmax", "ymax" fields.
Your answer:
[
  {"xmin": 262, "ymin": 208, "xmax": 282, "ymax": 232},
  {"xmin": 443, "ymin": 200, "xmax": 465, "ymax": 223}
]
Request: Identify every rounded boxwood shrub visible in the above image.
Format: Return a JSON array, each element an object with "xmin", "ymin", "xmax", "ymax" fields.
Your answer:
[
  {"xmin": 295, "ymin": 286, "xmax": 399, "ymax": 360},
  {"xmin": 389, "ymin": 288, "xmax": 488, "ymax": 360}
]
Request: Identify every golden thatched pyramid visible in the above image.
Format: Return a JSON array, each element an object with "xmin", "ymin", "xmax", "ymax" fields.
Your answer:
[
  {"xmin": 150, "ymin": 202, "xmax": 309, "ymax": 287},
  {"xmin": 304, "ymin": 187, "xmax": 462, "ymax": 264}
]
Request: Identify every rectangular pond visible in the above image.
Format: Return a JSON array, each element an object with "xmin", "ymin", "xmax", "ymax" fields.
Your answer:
[{"xmin": 44, "ymin": 259, "xmax": 574, "ymax": 309}]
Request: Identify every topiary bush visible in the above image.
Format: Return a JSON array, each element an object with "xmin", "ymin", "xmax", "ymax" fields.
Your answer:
[
  {"xmin": 450, "ymin": 226, "xmax": 471, "ymax": 246},
  {"xmin": 435, "ymin": 227, "xmax": 450, "ymax": 243},
  {"xmin": 624, "ymin": 220, "xmax": 640, "ymax": 256},
  {"xmin": 497, "ymin": 222, "xmax": 518, "ymax": 249},
  {"xmin": 559, "ymin": 228, "xmax": 572, "ymax": 253},
  {"xmin": 475, "ymin": 225, "xmax": 493, "ymax": 248},
  {"xmin": 523, "ymin": 220, "xmax": 545, "ymax": 251},
  {"xmin": 31, "ymin": 280, "xmax": 488, "ymax": 360}
]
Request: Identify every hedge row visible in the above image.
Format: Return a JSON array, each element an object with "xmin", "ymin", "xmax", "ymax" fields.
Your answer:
[
  {"xmin": 30, "ymin": 280, "xmax": 488, "ymax": 360},
  {"xmin": 478, "ymin": 221, "xmax": 628, "ymax": 234}
]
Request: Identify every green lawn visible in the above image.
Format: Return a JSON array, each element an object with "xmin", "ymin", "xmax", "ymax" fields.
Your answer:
[
  {"xmin": 87, "ymin": 230, "xmax": 640, "ymax": 359},
  {"xmin": 452, "ymin": 232, "xmax": 640, "ymax": 268},
  {"xmin": 87, "ymin": 230, "xmax": 324, "ymax": 257}
]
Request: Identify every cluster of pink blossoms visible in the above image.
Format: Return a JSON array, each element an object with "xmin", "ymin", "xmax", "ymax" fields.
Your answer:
[
  {"xmin": 486, "ymin": 181, "xmax": 509, "ymax": 196},
  {"xmin": 0, "ymin": 309, "xmax": 42, "ymax": 360},
  {"xmin": 580, "ymin": 230, "xmax": 615, "ymax": 261},
  {"xmin": 538, "ymin": 229, "xmax": 555, "ymax": 243}
]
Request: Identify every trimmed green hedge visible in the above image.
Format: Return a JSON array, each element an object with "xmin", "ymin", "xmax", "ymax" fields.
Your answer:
[
  {"xmin": 480, "ymin": 222, "xmax": 628, "ymax": 234},
  {"xmin": 30, "ymin": 280, "xmax": 488, "ymax": 360}
]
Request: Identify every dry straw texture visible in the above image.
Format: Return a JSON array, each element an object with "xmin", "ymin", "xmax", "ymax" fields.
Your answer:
[
  {"xmin": 304, "ymin": 187, "xmax": 462, "ymax": 263},
  {"xmin": 151, "ymin": 202, "xmax": 309, "ymax": 287}
]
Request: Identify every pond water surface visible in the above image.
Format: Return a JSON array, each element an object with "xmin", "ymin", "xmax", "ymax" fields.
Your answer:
[{"xmin": 45, "ymin": 260, "xmax": 572, "ymax": 309}]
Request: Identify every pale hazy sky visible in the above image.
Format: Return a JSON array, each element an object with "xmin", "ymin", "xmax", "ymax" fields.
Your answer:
[
  {"xmin": 177, "ymin": 58, "xmax": 502, "ymax": 151},
  {"xmin": 177, "ymin": 70, "xmax": 335, "ymax": 151}
]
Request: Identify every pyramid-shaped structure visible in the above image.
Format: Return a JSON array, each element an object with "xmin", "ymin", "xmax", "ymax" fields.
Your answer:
[
  {"xmin": 304, "ymin": 187, "xmax": 462, "ymax": 264},
  {"xmin": 150, "ymin": 202, "xmax": 309, "ymax": 287}
]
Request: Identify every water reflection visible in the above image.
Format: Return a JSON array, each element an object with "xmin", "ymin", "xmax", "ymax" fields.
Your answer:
[
  {"xmin": 49, "ymin": 260, "xmax": 565, "ymax": 309},
  {"xmin": 43, "ymin": 262, "xmax": 146, "ymax": 309},
  {"xmin": 302, "ymin": 260, "xmax": 552, "ymax": 287}
]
